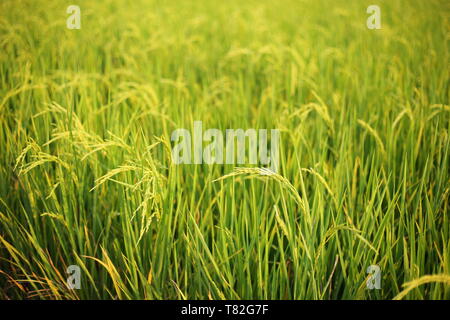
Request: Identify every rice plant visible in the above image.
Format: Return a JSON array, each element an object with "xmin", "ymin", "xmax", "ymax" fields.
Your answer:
[{"xmin": 0, "ymin": 0, "xmax": 449, "ymax": 299}]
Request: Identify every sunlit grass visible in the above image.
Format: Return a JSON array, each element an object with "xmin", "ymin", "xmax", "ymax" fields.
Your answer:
[{"xmin": 0, "ymin": 0, "xmax": 449, "ymax": 299}]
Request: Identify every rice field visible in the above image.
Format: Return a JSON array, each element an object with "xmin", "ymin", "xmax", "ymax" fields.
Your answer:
[{"xmin": 0, "ymin": 0, "xmax": 449, "ymax": 300}]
